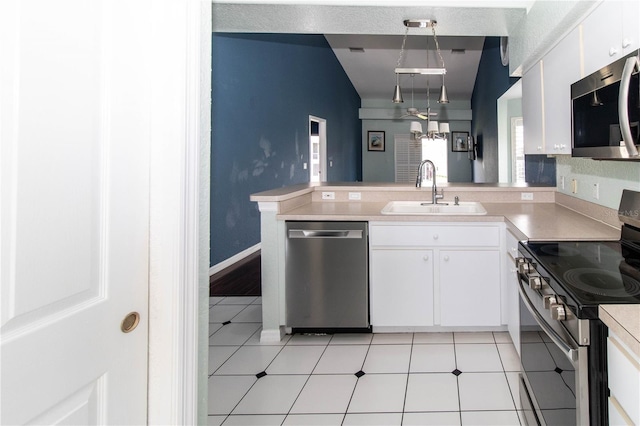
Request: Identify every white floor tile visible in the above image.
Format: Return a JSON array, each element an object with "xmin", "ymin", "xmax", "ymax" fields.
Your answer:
[
  {"xmin": 458, "ymin": 373, "xmax": 515, "ymax": 411},
  {"xmin": 413, "ymin": 332, "xmax": 454, "ymax": 344},
  {"xmin": 208, "ymin": 375, "xmax": 256, "ymax": 415},
  {"xmin": 493, "ymin": 332, "xmax": 513, "ymax": 343},
  {"xmin": 208, "ymin": 346, "xmax": 240, "ymax": 375},
  {"xmin": 404, "ymin": 373, "xmax": 460, "ymax": 412},
  {"xmin": 497, "ymin": 343, "xmax": 522, "ymax": 372},
  {"xmin": 222, "ymin": 414, "xmax": 286, "ymax": 425},
  {"xmin": 290, "ymin": 375, "xmax": 358, "ymax": 414},
  {"xmin": 215, "ymin": 345, "xmax": 282, "ymax": 375},
  {"xmin": 218, "ymin": 296, "xmax": 258, "ymax": 305},
  {"xmin": 343, "ymin": 412, "xmax": 402, "ymax": 425},
  {"xmin": 209, "ymin": 323, "xmax": 261, "ymax": 346},
  {"xmin": 288, "ymin": 334, "xmax": 332, "ymax": 346},
  {"xmin": 244, "ymin": 328, "xmax": 291, "ymax": 346},
  {"xmin": 371, "ymin": 333, "xmax": 413, "ymax": 345},
  {"xmin": 313, "ymin": 345, "xmax": 369, "ymax": 374},
  {"xmin": 409, "ymin": 344, "xmax": 456, "ymax": 373},
  {"xmin": 232, "ymin": 304, "xmax": 263, "ymax": 323},
  {"xmin": 207, "ymin": 415, "xmax": 225, "ymax": 426},
  {"xmin": 455, "ymin": 344, "xmax": 503, "ymax": 372},
  {"xmin": 402, "ymin": 412, "xmax": 461, "ymax": 425},
  {"xmin": 209, "ymin": 323, "xmax": 222, "ymax": 337},
  {"xmin": 283, "ymin": 414, "xmax": 344, "ymax": 425},
  {"xmin": 362, "ymin": 345, "xmax": 411, "ymax": 373},
  {"xmin": 329, "ymin": 333, "xmax": 373, "ymax": 345},
  {"xmin": 210, "ymin": 304, "xmax": 246, "ymax": 323},
  {"xmin": 347, "ymin": 374, "xmax": 407, "ymax": 413},
  {"xmin": 209, "ymin": 296, "xmax": 225, "ymax": 305},
  {"xmin": 266, "ymin": 345, "xmax": 326, "ymax": 375},
  {"xmin": 504, "ymin": 372, "xmax": 522, "ymax": 410},
  {"xmin": 460, "ymin": 410, "xmax": 521, "ymax": 425},
  {"xmin": 232, "ymin": 375, "xmax": 308, "ymax": 415},
  {"xmin": 454, "ymin": 332, "xmax": 495, "ymax": 344}
]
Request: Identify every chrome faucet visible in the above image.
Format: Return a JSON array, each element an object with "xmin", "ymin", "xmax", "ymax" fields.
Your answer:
[{"xmin": 415, "ymin": 159, "xmax": 444, "ymax": 204}]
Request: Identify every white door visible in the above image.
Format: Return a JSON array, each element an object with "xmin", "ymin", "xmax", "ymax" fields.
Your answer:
[
  {"xmin": 309, "ymin": 116, "xmax": 327, "ymax": 183},
  {"xmin": 1, "ymin": 0, "xmax": 150, "ymax": 424}
]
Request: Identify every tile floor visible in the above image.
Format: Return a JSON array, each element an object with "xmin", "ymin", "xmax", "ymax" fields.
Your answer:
[{"xmin": 209, "ymin": 296, "xmax": 524, "ymax": 426}]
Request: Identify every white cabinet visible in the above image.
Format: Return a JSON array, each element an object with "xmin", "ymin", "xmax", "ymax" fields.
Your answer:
[
  {"xmin": 439, "ymin": 250, "xmax": 501, "ymax": 326},
  {"xmin": 370, "ymin": 249, "xmax": 433, "ymax": 327},
  {"xmin": 607, "ymin": 331, "xmax": 640, "ymax": 425},
  {"xmin": 523, "ymin": 27, "xmax": 581, "ymax": 156},
  {"xmin": 582, "ymin": 0, "xmax": 640, "ymax": 77},
  {"xmin": 542, "ymin": 27, "xmax": 581, "ymax": 155},
  {"xmin": 523, "ymin": 61, "xmax": 545, "ymax": 155},
  {"xmin": 369, "ymin": 222, "xmax": 502, "ymax": 329},
  {"xmin": 505, "ymin": 229, "xmax": 521, "ymax": 354}
]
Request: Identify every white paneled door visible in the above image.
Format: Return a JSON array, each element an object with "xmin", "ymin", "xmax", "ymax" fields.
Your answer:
[{"xmin": 1, "ymin": 0, "xmax": 151, "ymax": 424}]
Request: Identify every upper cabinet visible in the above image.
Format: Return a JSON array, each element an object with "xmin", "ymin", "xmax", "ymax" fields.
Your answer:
[
  {"xmin": 522, "ymin": 26, "xmax": 580, "ymax": 156},
  {"xmin": 582, "ymin": 0, "xmax": 639, "ymax": 77}
]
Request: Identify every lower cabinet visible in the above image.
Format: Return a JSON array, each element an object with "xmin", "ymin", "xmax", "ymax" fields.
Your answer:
[
  {"xmin": 370, "ymin": 249, "xmax": 433, "ymax": 327},
  {"xmin": 369, "ymin": 222, "xmax": 503, "ymax": 328},
  {"xmin": 607, "ymin": 331, "xmax": 640, "ymax": 425},
  {"xmin": 439, "ymin": 249, "xmax": 501, "ymax": 326}
]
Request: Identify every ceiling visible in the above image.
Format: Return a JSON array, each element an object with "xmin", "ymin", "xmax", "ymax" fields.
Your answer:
[
  {"xmin": 212, "ymin": 1, "xmax": 537, "ymax": 103},
  {"xmin": 324, "ymin": 33, "xmax": 486, "ymax": 102}
]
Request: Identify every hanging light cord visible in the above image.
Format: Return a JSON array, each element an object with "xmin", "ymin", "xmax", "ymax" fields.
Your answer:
[
  {"xmin": 396, "ymin": 25, "xmax": 410, "ymax": 69},
  {"xmin": 432, "ymin": 25, "xmax": 445, "ymax": 69}
]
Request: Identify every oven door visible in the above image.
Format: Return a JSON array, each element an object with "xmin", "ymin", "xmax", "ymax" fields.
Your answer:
[{"xmin": 517, "ymin": 265, "xmax": 589, "ymax": 425}]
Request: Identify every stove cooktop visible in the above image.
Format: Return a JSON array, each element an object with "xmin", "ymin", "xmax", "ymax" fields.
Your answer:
[{"xmin": 521, "ymin": 240, "xmax": 640, "ymax": 311}]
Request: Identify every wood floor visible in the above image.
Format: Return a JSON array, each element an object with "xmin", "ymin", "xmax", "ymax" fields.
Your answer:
[{"xmin": 209, "ymin": 251, "xmax": 261, "ymax": 297}]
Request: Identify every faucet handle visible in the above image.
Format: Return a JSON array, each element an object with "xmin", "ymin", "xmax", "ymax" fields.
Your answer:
[{"xmin": 454, "ymin": 196, "xmax": 459, "ymax": 205}]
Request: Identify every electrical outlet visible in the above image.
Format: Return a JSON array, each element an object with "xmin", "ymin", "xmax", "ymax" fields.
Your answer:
[
  {"xmin": 560, "ymin": 176, "xmax": 565, "ymax": 190},
  {"xmin": 593, "ymin": 183, "xmax": 599, "ymax": 200},
  {"xmin": 348, "ymin": 192, "xmax": 361, "ymax": 200},
  {"xmin": 571, "ymin": 179, "xmax": 578, "ymax": 194},
  {"xmin": 521, "ymin": 192, "xmax": 534, "ymax": 201},
  {"xmin": 321, "ymin": 191, "xmax": 335, "ymax": 200}
]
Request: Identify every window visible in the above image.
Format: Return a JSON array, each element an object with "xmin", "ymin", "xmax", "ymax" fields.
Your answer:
[
  {"xmin": 511, "ymin": 117, "xmax": 525, "ymax": 183},
  {"xmin": 394, "ymin": 134, "xmax": 448, "ymax": 184}
]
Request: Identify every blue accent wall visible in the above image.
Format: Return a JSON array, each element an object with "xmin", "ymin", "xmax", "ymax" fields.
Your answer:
[
  {"xmin": 211, "ymin": 33, "xmax": 361, "ymax": 266},
  {"xmin": 471, "ymin": 37, "xmax": 555, "ymax": 184}
]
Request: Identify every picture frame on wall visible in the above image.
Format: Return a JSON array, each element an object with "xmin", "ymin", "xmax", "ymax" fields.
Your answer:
[
  {"xmin": 452, "ymin": 131, "xmax": 469, "ymax": 152},
  {"xmin": 367, "ymin": 131, "xmax": 385, "ymax": 151}
]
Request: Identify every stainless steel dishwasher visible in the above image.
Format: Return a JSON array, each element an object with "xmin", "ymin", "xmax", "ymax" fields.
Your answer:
[{"xmin": 285, "ymin": 221, "xmax": 369, "ymax": 332}]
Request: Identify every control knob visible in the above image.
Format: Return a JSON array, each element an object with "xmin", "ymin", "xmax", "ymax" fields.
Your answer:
[
  {"xmin": 551, "ymin": 304, "xmax": 567, "ymax": 321},
  {"xmin": 543, "ymin": 295, "xmax": 558, "ymax": 309},
  {"xmin": 528, "ymin": 274, "xmax": 543, "ymax": 290}
]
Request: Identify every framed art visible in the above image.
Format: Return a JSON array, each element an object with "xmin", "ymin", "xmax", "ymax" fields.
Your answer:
[
  {"xmin": 367, "ymin": 131, "xmax": 385, "ymax": 151},
  {"xmin": 452, "ymin": 131, "xmax": 469, "ymax": 152}
]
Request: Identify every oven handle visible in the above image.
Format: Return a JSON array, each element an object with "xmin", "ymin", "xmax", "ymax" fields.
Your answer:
[{"xmin": 517, "ymin": 276, "xmax": 579, "ymax": 362}]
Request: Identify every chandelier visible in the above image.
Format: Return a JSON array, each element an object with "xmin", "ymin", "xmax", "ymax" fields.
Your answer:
[{"xmin": 392, "ymin": 19, "xmax": 450, "ymax": 141}]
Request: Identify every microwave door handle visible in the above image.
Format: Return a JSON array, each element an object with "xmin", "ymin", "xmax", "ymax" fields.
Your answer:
[{"xmin": 619, "ymin": 56, "xmax": 640, "ymax": 158}]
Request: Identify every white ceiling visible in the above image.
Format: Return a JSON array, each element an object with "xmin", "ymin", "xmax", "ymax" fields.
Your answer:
[
  {"xmin": 212, "ymin": 1, "xmax": 535, "ymax": 102},
  {"xmin": 325, "ymin": 33, "xmax": 486, "ymax": 101}
]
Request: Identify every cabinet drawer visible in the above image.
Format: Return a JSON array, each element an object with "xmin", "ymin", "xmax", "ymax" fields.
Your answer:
[
  {"xmin": 370, "ymin": 224, "xmax": 500, "ymax": 247},
  {"xmin": 608, "ymin": 335, "xmax": 640, "ymax": 425}
]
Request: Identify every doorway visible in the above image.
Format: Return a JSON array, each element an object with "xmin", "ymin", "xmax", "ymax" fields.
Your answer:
[{"xmin": 309, "ymin": 116, "xmax": 327, "ymax": 183}]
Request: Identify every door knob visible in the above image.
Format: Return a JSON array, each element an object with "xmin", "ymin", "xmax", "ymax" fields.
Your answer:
[{"xmin": 121, "ymin": 312, "xmax": 140, "ymax": 333}]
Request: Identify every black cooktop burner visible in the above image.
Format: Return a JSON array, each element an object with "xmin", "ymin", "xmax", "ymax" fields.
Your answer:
[{"xmin": 521, "ymin": 240, "xmax": 640, "ymax": 308}]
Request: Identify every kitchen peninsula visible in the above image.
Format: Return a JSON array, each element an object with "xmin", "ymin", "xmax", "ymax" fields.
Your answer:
[{"xmin": 251, "ymin": 182, "xmax": 621, "ymax": 342}]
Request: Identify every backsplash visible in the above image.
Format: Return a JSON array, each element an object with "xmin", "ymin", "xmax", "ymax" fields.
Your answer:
[{"xmin": 556, "ymin": 156, "xmax": 640, "ymax": 209}]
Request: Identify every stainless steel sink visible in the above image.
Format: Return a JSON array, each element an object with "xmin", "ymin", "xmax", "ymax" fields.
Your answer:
[{"xmin": 380, "ymin": 201, "xmax": 487, "ymax": 215}]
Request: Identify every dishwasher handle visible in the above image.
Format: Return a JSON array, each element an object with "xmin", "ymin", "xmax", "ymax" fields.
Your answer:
[{"xmin": 288, "ymin": 229, "xmax": 363, "ymax": 239}]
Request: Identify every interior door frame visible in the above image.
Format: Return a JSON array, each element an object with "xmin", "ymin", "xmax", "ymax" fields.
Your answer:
[
  {"xmin": 309, "ymin": 115, "xmax": 327, "ymax": 182},
  {"xmin": 147, "ymin": 1, "xmax": 210, "ymax": 424}
]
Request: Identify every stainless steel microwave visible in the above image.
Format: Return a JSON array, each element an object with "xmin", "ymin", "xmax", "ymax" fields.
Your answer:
[{"xmin": 571, "ymin": 49, "xmax": 640, "ymax": 159}]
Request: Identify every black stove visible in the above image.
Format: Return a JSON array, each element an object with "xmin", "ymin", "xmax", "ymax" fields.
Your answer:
[{"xmin": 520, "ymin": 240, "xmax": 640, "ymax": 318}]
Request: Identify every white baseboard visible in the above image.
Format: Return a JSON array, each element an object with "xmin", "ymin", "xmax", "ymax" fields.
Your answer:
[{"xmin": 209, "ymin": 243, "xmax": 261, "ymax": 276}]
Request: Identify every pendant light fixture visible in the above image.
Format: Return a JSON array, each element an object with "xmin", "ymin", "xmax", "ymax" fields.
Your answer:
[{"xmin": 395, "ymin": 19, "xmax": 449, "ymax": 140}]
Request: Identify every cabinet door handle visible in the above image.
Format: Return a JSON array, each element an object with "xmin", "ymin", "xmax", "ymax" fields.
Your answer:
[
  {"xmin": 423, "ymin": 255, "xmax": 429, "ymax": 261},
  {"xmin": 609, "ymin": 46, "xmax": 618, "ymax": 56},
  {"xmin": 433, "ymin": 234, "xmax": 439, "ymax": 240},
  {"xmin": 443, "ymin": 255, "xmax": 450, "ymax": 261}
]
